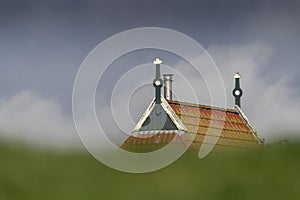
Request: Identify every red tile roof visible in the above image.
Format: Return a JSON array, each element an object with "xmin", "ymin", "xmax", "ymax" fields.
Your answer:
[{"xmin": 121, "ymin": 100, "xmax": 263, "ymax": 153}]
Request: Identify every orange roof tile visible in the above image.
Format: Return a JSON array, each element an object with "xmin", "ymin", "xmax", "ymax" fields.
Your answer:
[{"xmin": 121, "ymin": 99, "xmax": 263, "ymax": 153}]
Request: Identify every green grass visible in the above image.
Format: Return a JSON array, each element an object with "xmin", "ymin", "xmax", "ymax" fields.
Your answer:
[{"xmin": 0, "ymin": 142, "xmax": 300, "ymax": 200}]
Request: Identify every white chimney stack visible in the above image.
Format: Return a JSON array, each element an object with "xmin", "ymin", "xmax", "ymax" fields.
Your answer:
[{"xmin": 163, "ymin": 74, "xmax": 173, "ymax": 100}]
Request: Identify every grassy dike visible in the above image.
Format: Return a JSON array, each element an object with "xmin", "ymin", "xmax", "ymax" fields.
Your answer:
[{"xmin": 0, "ymin": 141, "xmax": 299, "ymax": 200}]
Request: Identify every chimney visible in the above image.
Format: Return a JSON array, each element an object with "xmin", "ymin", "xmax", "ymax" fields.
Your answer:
[
  {"xmin": 163, "ymin": 74, "xmax": 173, "ymax": 100},
  {"xmin": 232, "ymin": 72, "xmax": 243, "ymax": 108}
]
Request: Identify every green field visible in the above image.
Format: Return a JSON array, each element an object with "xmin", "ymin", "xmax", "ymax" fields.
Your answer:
[{"xmin": 0, "ymin": 141, "xmax": 299, "ymax": 200}]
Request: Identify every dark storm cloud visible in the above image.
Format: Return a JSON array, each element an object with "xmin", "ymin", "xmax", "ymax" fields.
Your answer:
[
  {"xmin": 0, "ymin": 0, "xmax": 262, "ymax": 42},
  {"xmin": 1, "ymin": 0, "xmax": 299, "ymax": 87},
  {"xmin": 2, "ymin": 0, "xmax": 299, "ymax": 51}
]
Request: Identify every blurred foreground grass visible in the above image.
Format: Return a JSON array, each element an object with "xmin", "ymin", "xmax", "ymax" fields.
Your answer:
[{"xmin": 0, "ymin": 141, "xmax": 300, "ymax": 200}]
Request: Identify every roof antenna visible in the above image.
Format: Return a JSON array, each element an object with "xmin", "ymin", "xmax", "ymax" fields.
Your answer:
[
  {"xmin": 232, "ymin": 72, "xmax": 243, "ymax": 108},
  {"xmin": 153, "ymin": 58, "xmax": 163, "ymax": 104}
]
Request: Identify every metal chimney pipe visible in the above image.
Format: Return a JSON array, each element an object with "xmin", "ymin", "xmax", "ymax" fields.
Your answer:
[{"xmin": 163, "ymin": 74, "xmax": 173, "ymax": 100}]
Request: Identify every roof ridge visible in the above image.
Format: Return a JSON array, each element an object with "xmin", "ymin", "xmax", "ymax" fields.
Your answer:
[{"xmin": 167, "ymin": 100, "xmax": 237, "ymax": 113}]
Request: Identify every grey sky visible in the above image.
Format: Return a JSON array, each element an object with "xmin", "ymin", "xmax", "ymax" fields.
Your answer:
[{"xmin": 0, "ymin": 0, "xmax": 300, "ymax": 147}]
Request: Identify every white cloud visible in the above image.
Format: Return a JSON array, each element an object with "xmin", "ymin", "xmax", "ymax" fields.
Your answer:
[
  {"xmin": 160, "ymin": 42, "xmax": 300, "ymax": 142},
  {"xmin": 207, "ymin": 42, "xmax": 300, "ymax": 141},
  {"xmin": 0, "ymin": 90, "xmax": 80, "ymax": 149}
]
